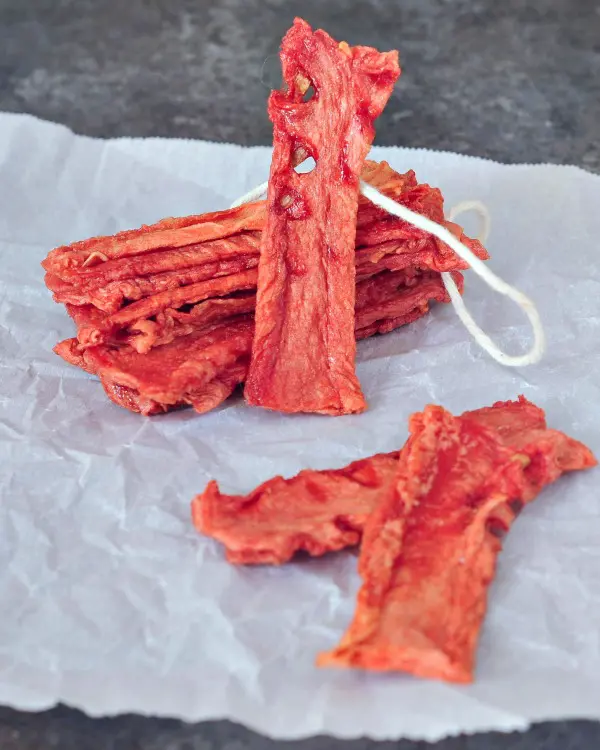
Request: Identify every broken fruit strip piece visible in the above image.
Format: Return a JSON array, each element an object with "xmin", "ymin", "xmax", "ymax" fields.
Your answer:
[
  {"xmin": 53, "ymin": 337, "xmax": 193, "ymax": 415},
  {"xmin": 101, "ymin": 381, "xmax": 173, "ymax": 416},
  {"xmin": 54, "ymin": 337, "xmax": 95, "ymax": 374},
  {"xmin": 318, "ymin": 401, "xmax": 596, "ymax": 682},
  {"xmin": 192, "ymin": 453, "xmax": 399, "ymax": 565},
  {"xmin": 356, "ymin": 182, "xmax": 444, "ymax": 239},
  {"xmin": 359, "ymin": 162, "xmax": 418, "ymax": 205},
  {"xmin": 245, "ymin": 18, "xmax": 400, "ymax": 415},
  {"xmin": 42, "ymin": 203, "xmax": 265, "ymax": 279},
  {"xmin": 88, "ymin": 317, "xmax": 254, "ymax": 409}
]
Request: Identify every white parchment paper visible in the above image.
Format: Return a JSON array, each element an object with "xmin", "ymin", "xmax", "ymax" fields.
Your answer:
[{"xmin": 1, "ymin": 113, "xmax": 599, "ymax": 741}]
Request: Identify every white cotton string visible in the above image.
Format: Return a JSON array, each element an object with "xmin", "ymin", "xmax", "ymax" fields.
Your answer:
[
  {"xmin": 230, "ymin": 181, "xmax": 268, "ymax": 208},
  {"xmin": 230, "ymin": 179, "xmax": 545, "ymax": 367}
]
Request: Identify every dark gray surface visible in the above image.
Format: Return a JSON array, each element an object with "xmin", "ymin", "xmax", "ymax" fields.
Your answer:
[
  {"xmin": 2, "ymin": 0, "xmax": 599, "ymax": 170},
  {"xmin": 1, "ymin": 0, "xmax": 599, "ymax": 748},
  {"xmin": 1, "ymin": 708, "xmax": 600, "ymax": 750}
]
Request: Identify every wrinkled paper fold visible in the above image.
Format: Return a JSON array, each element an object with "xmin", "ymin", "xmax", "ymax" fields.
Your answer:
[{"xmin": 0, "ymin": 113, "xmax": 599, "ymax": 740}]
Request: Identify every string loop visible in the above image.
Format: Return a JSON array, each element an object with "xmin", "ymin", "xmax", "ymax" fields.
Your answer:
[{"xmin": 448, "ymin": 200, "xmax": 491, "ymax": 244}]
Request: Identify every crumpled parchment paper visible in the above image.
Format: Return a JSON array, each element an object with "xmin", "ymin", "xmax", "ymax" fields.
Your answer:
[{"xmin": 0, "ymin": 113, "xmax": 599, "ymax": 741}]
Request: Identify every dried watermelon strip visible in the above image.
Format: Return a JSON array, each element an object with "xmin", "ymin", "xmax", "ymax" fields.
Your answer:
[
  {"xmin": 43, "ymin": 203, "xmax": 265, "ymax": 279},
  {"xmin": 57, "ymin": 317, "xmax": 255, "ymax": 416},
  {"xmin": 318, "ymin": 399, "xmax": 596, "ymax": 682},
  {"xmin": 50, "ymin": 231, "xmax": 263, "ymax": 288},
  {"xmin": 192, "ymin": 453, "xmax": 399, "ymax": 565},
  {"xmin": 132, "ymin": 268, "xmax": 442, "ymax": 355},
  {"xmin": 245, "ymin": 19, "xmax": 400, "ymax": 415},
  {"xmin": 88, "ymin": 317, "xmax": 253, "ymax": 413},
  {"xmin": 47, "ymin": 232, "xmax": 261, "ymax": 313},
  {"xmin": 75, "ymin": 269, "xmax": 258, "ymax": 347}
]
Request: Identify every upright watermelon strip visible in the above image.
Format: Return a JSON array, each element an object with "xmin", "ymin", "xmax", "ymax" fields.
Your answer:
[{"xmin": 245, "ymin": 18, "xmax": 400, "ymax": 415}]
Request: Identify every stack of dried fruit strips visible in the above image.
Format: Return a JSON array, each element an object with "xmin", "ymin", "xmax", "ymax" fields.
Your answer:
[
  {"xmin": 44, "ymin": 19, "xmax": 489, "ymax": 417},
  {"xmin": 43, "ymin": 160, "xmax": 487, "ymax": 416},
  {"xmin": 192, "ymin": 397, "xmax": 596, "ymax": 682}
]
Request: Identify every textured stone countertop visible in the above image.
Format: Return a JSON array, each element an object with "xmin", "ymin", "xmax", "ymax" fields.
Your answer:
[{"xmin": 1, "ymin": 0, "xmax": 599, "ymax": 748}]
